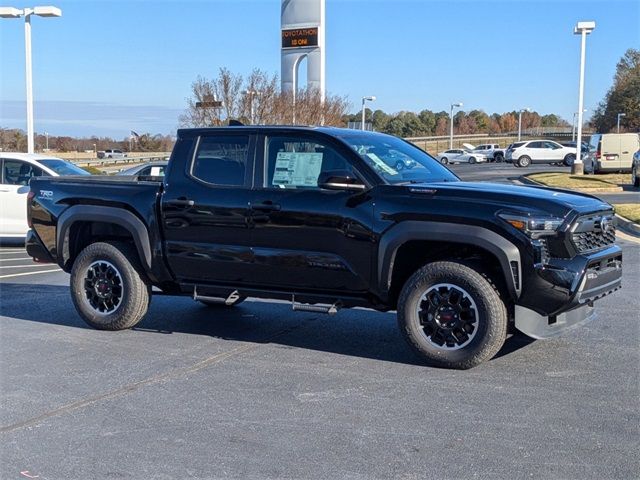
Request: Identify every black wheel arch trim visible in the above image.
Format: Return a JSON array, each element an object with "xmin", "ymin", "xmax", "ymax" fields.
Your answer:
[
  {"xmin": 57, "ymin": 205, "xmax": 152, "ymax": 271},
  {"xmin": 378, "ymin": 221, "xmax": 522, "ymax": 300}
]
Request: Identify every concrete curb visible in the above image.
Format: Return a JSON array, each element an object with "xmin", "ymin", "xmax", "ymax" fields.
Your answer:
[
  {"xmin": 615, "ymin": 214, "xmax": 640, "ymax": 237},
  {"xmin": 518, "ymin": 175, "xmax": 624, "ymax": 193}
]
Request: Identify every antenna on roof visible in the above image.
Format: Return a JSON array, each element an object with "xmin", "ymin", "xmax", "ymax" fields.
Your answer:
[{"xmin": 228, "ymin": 119, "xmax": 244, "ymax": 126}]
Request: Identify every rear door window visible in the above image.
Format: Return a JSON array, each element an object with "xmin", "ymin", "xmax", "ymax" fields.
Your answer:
[
  {"xmin": 1, "ymin": 159, "xmax": 46, "ymax": 186},
  {"xmin": 191, "ymin": 135, "xmax": 251, "ymax": 186}
]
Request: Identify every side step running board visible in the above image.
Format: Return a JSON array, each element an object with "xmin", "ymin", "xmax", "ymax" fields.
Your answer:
[
  {"xmin": 193, "ymin": 287, "xmax": 241, "ymax": 306},
  {"xmin": 292, "ymin": 295, "xmax": 341, "ymax": 315}
]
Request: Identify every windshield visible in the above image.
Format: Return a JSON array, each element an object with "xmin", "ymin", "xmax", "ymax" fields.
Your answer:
[
  {"xmin": 339, "ymin": 133, "xmax": 458, "ymax": 184},
  {"xmin": 38, "ymin": 159, "xmax": 90, "ymax": 176}
]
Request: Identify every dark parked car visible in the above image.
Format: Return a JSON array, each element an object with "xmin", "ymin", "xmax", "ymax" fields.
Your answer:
[{"xmin": 26, "ymin": 126, "xmax": 622, "ymax": 369}]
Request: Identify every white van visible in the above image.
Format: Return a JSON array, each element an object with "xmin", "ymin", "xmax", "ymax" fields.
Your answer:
[{"xmin": 585, "ymin": 133, "xmax": 640, "ymax": 173}]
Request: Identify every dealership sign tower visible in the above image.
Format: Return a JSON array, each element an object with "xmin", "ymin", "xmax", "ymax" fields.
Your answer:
[{"xmin": 281, "ymin": 0, "xmax": 325, "ymax": 103}]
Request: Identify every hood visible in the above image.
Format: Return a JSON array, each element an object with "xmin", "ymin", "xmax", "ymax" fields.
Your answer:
[
  {"xmin": 462, "ymin": 143, "xmax": 476, "ymax": 150},
  {"xmin": 407, "ymin": 181, "xmax": 612, "ymax": 216}
]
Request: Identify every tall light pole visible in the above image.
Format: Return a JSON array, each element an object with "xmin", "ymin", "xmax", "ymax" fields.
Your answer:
[
  {"xmin": 572, "ymin": 109, "xmax": 587, "ymax": 141},
  {"xmin": 449, "ymin": 102, "xmax": 463, "ymax": 148},
  {"xmin": 361, "ymin": 96, "xmax": 376, "ymax": 130},
  {"xmin": 242, "ymin": 89, "xmax": 261, "ymax": 125},
  {"xmin": 44, "ymin": 131, "xmax": 48, "ymax": 150},
  {"xmin": 517, "ymin": 108, "xmax": 531, "ymax": 141},
  {"xmin": 617, "ymin": 112, "xmax": 626, "ymax": 133},
  {"xmin": 572, "ymin": 20, "xmax": 595, "ymax": 175},
  {"xmin": 0, "ymin": 6, "xmax": 62, "ymax": 154}
]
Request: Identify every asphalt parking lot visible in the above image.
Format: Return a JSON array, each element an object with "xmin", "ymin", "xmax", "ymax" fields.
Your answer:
[{"xmin": 1, "ymin": 163, "xmax": 639, "ymax": 480}]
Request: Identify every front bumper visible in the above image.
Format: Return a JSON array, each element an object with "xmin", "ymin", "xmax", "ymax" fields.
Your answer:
[{"xmin": 515, "ymin": 245, "xmax": 622, "ymax": 339}]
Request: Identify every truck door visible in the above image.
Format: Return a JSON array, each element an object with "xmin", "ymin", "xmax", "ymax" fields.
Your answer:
[
  {"xmin": 248, "ymin": 133, "xmax": 374, "ymax": 294},
  {"xmin": 161, "ymin": 133, "xmax": 256, "ymax": 284}
]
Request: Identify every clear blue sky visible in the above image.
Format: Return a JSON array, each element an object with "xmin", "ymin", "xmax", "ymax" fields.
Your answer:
[{"xmin": 1, "ymin": 0, "xmax": 639, "ymax": 138}]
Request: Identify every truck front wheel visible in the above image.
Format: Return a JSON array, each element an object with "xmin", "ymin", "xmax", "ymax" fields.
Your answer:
[
  {"xmin": 397, "ymin": 261, "xmax": 507, "ymax": 369},
  {"xmin": 70, "ymin": 242, "xmax": 151, "ymax": 330}
]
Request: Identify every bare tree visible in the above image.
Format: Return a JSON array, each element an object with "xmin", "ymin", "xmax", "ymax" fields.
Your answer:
[{"xmin": 180, "ymin": 68, "xmax": 351, "ymax": 128}]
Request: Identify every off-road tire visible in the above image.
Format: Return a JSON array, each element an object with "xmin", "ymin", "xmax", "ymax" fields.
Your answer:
[
  {"xmin": 397, "ymin": 261, "xmax": 508, "ymax": 369},
  {"xmin": 70, "ymin": 241, "xmax": 151, "ymax": 330},
  {"xmin": 494, "ymin": 153, "xmax": 504, "ymax": 163},
  {"xmin": 517, "ymin": 156, "xmax": 531, "ymax": 167}
]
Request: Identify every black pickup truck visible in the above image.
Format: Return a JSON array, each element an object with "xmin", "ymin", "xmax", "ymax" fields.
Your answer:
[{"xmin": 26, "ymin": 126, "xmax": 623, "ymax": 369}]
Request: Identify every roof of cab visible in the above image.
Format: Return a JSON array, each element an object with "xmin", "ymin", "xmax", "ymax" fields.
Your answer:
[{"xmin": 176, "ymin": 125, "xmax": 388, "ymax": 139}]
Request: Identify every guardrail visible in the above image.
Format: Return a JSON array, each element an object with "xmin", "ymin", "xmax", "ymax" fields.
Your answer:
[{"xmin": 70, "ymin": 155, "xmax": 170, "ymax": 168}]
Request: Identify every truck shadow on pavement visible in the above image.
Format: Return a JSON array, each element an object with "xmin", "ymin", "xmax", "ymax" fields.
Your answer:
[{"xmin": 0, "ymin": 282, "xmax": 535, "ymax": 367}]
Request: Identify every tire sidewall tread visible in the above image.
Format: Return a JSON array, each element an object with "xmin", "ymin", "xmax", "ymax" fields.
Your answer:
[
  {"xmin": 397, "ymin": 261, "xmax": 507, "ymax": 369},
  {"xmin": 70, "ymin": 241, "xmax": 150, "ymax": 330}
]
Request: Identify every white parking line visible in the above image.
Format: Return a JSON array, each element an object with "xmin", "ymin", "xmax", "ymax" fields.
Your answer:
[
  {"xmin": 0, "ymin": 250, "xmax": 27, "ymax": 254},
  {"xmin": 0, "ymin": 257, "xmax": 33, "ymax": 262},
  {"xmin": 0, "ymin": 263, "xmax": 53, "ymax": 269},
  {"xmin": 0, "ymin": 268, "xmax": 62, "ymax": 279}
]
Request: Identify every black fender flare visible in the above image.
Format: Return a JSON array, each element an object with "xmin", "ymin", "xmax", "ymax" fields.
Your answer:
[
  {"xmin": 57, "ymin": 205, "xmax": 152, "ymax": 270},
  {"xmin": 378, "ymin": 221, "xmax": 521, "ymax": 300}
]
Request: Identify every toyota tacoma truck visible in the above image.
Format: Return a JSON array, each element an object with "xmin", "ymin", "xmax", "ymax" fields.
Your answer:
[{"xmin": 25, "ymin": 126, "xmax": 623, "ymax": 369}]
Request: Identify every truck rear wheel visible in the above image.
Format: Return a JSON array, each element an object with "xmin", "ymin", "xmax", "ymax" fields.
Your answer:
[
  {"xmin": 397, "ymin": 261, "xmax": 507, "ymax": 369},
  {"xmin": 494, "ymin": 153, "xmax": 504, "ymax": 163},
  {"xmin": 70, "ymin": 241, "xmax": 151, "ymax": 330}
]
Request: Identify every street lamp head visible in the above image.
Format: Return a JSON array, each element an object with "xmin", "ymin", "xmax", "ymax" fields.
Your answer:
[
  {"xmin": 452, "ymin": 102, "xmax": 463, "ymax": 108},
  {"xmin": 0, "ymin": 7, "xmax": 23, "ymax": 17},
  {"xmin": 33, "ymin": 6, "xmax": 62, "ymax": 17},
  {"xmin": 618, "ymin": 112, "xmax": 626, "ymax": 117},
  {"xmin": 363, "ymin": 96, "xmax": 376, "ymax": 102},
  {"xmin": 521, "ymin": 107, "xmax": 531, "ymax": 112},
  {"xmin": 574, "ymin": 20, "xmax": 595, "ymax": 34}
]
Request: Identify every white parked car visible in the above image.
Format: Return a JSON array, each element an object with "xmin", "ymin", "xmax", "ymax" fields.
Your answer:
[
  {"xmin": 436, "ymin": 149, "xmax": 488, "ymax": 165},
  {"xmin": 0, "ymin": 153, "xmax": 89, "ymax": 238},
  {"xmin": 97, "ymin": 148, "xmax": 127, "ymax": 159},
  {"xmin": 505, "ymin": 140, "xmax": 577, "ymax": 167}
]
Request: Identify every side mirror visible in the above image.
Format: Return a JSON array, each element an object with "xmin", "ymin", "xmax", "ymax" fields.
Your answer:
[{"xmin": 318, "ymin": 170, "xmax": 366, "ymax": 192}]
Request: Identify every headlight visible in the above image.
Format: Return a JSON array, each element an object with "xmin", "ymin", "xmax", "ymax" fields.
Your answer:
[{"xmin": 498, "ymin": 212, "xmax": 564, "ymax": 238}]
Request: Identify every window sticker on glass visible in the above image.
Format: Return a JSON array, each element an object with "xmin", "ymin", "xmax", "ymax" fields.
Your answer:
[
  {"xmin": 150, "ymin": 166, "xmax": 162, "ymax": 176},
  {"xmin": 365, "ymin": 152, "xmax": 398, "ymax": 175},
  {"xmin": 273, "ymin": 152, "xmax": 323, "ymax": 187}
]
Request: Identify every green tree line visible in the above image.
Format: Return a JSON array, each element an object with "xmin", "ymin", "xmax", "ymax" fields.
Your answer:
[{"xmin": 342, "ymin": 109, "xmax": 569, "ymax": 138}]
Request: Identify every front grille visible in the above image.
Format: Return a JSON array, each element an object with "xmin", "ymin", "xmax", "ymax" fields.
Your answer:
[{"xmin": 571, "ymin": 212, "xmax": 616, "ymax": 254}]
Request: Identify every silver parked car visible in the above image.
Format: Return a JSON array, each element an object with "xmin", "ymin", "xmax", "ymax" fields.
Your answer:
[
  {"xmin": 117, "ymin": 161, "xmax": 168, "ymax": 178},
  {"xmin": 436, "ymin": 149, "xmax": 488, "ymax": 165}
]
